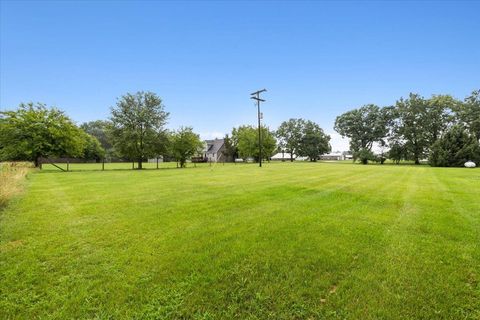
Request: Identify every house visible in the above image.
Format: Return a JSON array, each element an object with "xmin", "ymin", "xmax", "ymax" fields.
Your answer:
[
  {"xmin": 203, "ymin": 138, "xmax": 226, "ymax": 162},
  {"xmin": 319, "ymin": 152, "xmax": 345, "ymax": 161}
]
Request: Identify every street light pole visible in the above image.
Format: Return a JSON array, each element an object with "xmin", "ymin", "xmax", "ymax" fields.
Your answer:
[{"xmin": 250, "ymin": 89, "xmax": 267, "ymax": 167}]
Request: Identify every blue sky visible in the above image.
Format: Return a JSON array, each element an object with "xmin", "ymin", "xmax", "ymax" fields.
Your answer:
[{"xmin": 1, "ymin": 1, "xmax": 479, "ymax": 150}]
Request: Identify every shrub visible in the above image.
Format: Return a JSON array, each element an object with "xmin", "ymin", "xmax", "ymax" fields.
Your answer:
[{"xmin": 354, "ymin": 148, "xmax": 375, "ymax": 164}]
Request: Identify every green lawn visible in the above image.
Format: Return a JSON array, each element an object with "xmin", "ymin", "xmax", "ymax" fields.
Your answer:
[{"xmin": 1, "ymin": 162, "xmax": 479, "ymax": 319}]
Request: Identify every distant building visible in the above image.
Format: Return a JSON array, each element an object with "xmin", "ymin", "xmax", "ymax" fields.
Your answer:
[
  {"xmin": 342, "ymin": 151, "xmax": 353, "ymax": 160},
  {"xmin": 319, "ymin": 152, "xmax": 345, "ymax": 161},
  {"xmin": 203, "ymin": 138, "xmax": 226, "ymax": 162},
  {"xmin": 271, "ymin": 152, "xmax": 310, "ymax": 161},
  {"xmin": 271, "ymin": 152, "xmax": 296, "ymax": 161},
  {"xmin": 295, "ymin": 156, "xmax": 309, "ymax": 161}
]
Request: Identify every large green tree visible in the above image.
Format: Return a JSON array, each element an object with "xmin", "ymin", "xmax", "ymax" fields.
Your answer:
[
  {"xmin": 232, "ymin": 125, "xmax": 276, "ymax": 161},
  {"xmin": 0, "ymin": 103, "xmax": 86, "ymax": 166},
  {"xmin": 334, "ymin": 104, "xmax": 391, "ymax": 163},
  {"xmin": 171, "ymin": 127, "xmax": 203, "ymax": 168},
  {"xmin": 387, "ymin": 94, "xmax": 454, "ymax": 164},
  {"xmin": 109, "ymin": 91, "xmax": 169, "ymax": 169},
  {"xmin": 297, "ymin": 120, "xmax": 331, "ymax": 161},
  {"xmin": 395, "ymin": 94, "xmax": 431, "ymax": 164},
  {"xmin": 429, "ymin": 125, "xmax": 480, "ymax": 167},
  {"xmin": 233, "ymin": 126, "xmax": 257, "ymax": 160},
  {"xmin": 276, "ymin": 118, "xmax": 306, "ymax": 161}
]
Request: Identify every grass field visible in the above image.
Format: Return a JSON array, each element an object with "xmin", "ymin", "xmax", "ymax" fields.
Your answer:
[{"xmin": 1, "ymin": 162, "xmax": 479, "ymax": 319}]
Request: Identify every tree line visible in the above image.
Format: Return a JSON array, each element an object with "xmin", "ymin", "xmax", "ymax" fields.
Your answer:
[
  {"xmin": 0, "ymin": 91, "xmax": 331, "ymax": 168},
  {"xmin": 219, "ymin": 119, "xmax": 331, "ymax": 163},
  {"xmin": 334, "ymin": 90, "xmax": 480, "ymax": 166},
  {"xmin": 2, "ymin": 89, "xmax": 477, "ymax": 168},
  {"xmin": 0, "ymin": 92, "xmax": 203, "ymax": 168}
]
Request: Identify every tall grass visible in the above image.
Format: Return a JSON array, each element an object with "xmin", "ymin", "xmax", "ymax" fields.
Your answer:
[{"xmin": 0, "ymin": 162, "xmax": 32, "ymax": 210}]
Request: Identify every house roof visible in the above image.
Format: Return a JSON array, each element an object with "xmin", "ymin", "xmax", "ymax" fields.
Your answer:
[{"xmin": 205, "ymin": 139, "xmax": 224, "ymax": 154}]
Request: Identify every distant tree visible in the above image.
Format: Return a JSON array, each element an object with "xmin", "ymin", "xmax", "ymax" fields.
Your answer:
[
  {"xmin": 355, "ymin": 148, "xmax": 376, "ymax": 165},
  {"xmin": 232, "ymin": 126, "xmax": 257, "ymax": 160},
  {"xmin": 171, "ymin": 127, "xmax": 203, "ymax": 168},
  {"xmin": 334, "ymin": 104, "xmax": 390, "ymax": 163},
  {"xmin": 429, "ymin": 125, "xmax": 480, "ymax": 167},
  {"xmin": 0, "ymin": 103, "xmax": 86, "ymax": 166},
  {"xmin": 109, "ymin": 91, "xmax": 169, "ymax": 169},
  {"xmin": 390, "ymin": 94, "xmax": 457, "ymax": 163},
  {"xmin": 222, "ymin": 134, "xmax": 238, "ymax": 162},
  {"xmin": 233, "ymin": 125, "xmax": 276, "ymax": 161},
  {"xmin": 453, "ymin": 90, "xmax": 480, "ymax": 141},
  {"xmin": 152, "ymin": 130, "xmax": 171, "ymax": 161},
  {"xmin": 333, "ymin": 90, "xmax": 478, "ymax": 165},
  {"xmin": 297, "ymin": 120, "xmax": 331, "ymax": 161},
  {"xmin": 425, "ymin": 95, "xmax": 457, "ymax": 145},
  {"xmin": 387, "ymin": 142, "xmax": 407, "ymax": 164},
  {"xmin": 261, "ymin": 126, "xmax": 277, "ymax": 160},
  {"xmin": 83, "ymin": 134, "xmax": 105, "ymax": 162},
  {"xmin": 395, "ymin": 94, "xmax": 431, "ymax": 164},
  {"xmin": 276, "ymin": 118, "xmax": 306, "ymax": 161},
  {"xmin": 80, "ymin": 120, "xmax": 112, "ymax": 150}
]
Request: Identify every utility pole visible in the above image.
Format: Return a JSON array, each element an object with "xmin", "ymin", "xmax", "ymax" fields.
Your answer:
[{"xmin": 250, "ymin": 89, "xmax": 267, "ymax": 167}]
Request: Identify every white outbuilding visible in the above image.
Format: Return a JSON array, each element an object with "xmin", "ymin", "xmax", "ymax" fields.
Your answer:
[{"xmin": 271, "ymin": 152, "xmax": 296, "ymax": 161}]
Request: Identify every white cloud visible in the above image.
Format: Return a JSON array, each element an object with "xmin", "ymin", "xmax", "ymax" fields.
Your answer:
[{"xmin": 199, "ymin": 131, "xmax": 225, "ymax": 140}]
